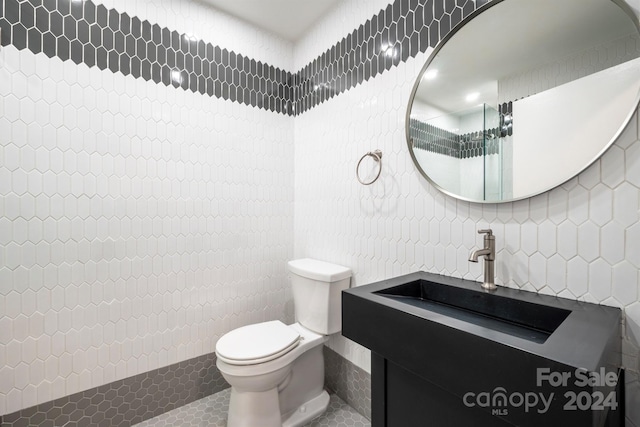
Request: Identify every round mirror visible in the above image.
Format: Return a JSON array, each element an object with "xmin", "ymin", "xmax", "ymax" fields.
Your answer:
[{"xmin": 406, "ymin": 0, "xmax": 640, "ymax": 203}]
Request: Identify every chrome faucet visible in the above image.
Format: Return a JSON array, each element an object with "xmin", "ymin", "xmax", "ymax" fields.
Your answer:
[{"xmin": 469, "ymin": 229, "xmax": 496, "ymax": 291}]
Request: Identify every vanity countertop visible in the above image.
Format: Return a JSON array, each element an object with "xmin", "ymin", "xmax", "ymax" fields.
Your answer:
[
  {"xmin": 342, "ymin": 271, "xmax": 621, "ymax": 373},
  {"xmin": 342, "ymin": 272, "xmax": 623, "ymax": 426}
]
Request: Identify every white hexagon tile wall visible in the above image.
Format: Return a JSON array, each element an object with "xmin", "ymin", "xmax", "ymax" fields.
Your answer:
[
  {"xmin": 2, "ymin": 0, "xmax": 640, "ymax": 426},
  {"xmin": 0, "ymin": 0, "xmax": 295, "ymax": 419}
]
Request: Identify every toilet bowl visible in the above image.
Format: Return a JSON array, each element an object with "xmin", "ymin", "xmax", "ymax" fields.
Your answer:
[
  {"xmin": 215, "ymin": 259, "xmax": 351, "ymax": 427},
  {"xmin": 217, "ymin": 322, "xmax": 329, "ymax": 427}
]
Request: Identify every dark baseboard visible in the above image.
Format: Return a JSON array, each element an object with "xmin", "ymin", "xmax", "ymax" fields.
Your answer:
[
  {"xmin": 0, "ymin": 344, "xmax": 372, "ymax": 426},
  {"xmin": 324, "ymin": 346, "xmax": 372, "ymax": 420},
  {"xmin": 0, "ymin": 352, "xmax": 228, "ymax": 427}
]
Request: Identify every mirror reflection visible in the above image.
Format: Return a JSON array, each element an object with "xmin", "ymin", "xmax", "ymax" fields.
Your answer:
[{"xmin": 406, "ymin": 0, "xmax": 640, "ymax": 202}]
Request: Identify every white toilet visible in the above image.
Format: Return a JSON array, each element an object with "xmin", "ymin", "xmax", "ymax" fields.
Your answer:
[{"xmin": 215, "ymin": 258, "xmax": 352, "ymax": 427}]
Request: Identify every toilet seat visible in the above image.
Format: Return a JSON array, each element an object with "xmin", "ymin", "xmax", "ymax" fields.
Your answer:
[{"xmin": 216, "ymin": 320, "xmax": 301, "ymax": 366}]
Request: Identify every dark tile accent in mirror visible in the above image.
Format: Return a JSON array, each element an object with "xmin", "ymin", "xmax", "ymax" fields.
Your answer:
[
  {"xmin": 0, "ymin": 0, "xmax": 492, "ymax": 117},
  {"xmin": 499, "ymin": 101, "xmax": 514, "ymax": 137},
  {"xmin": 409, "ymin": 117, "xmax": 462, "ymax": 158},
  {"xmin": 409, "ymin": 117, "xmax": 503, "ymax": 159},
  {"xmin": 0, "ymin": 352, "xmax": 228, "ymax": 427}
]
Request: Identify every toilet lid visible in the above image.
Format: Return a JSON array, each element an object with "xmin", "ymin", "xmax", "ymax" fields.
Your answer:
[{"xmin": 216, "ymin": 320, "xmax": 300, "ymax": 365}]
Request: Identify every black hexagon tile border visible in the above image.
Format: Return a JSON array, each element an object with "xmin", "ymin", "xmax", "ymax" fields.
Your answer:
[
  {"xmin": 294, "ymin": 0, "xmax": 487, "ymax": 114},
  {"xmin": 0, "ymin": 0, "xmax": 296, "ymax": 115},
  {"xmin": 0, "ymin": 0, "xmax": 488, "ymax": 116}
]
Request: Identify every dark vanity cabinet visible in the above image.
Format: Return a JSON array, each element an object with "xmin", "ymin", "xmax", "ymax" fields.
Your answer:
[{"xmin": 342, "ymin": 272, "xmax": 624, "ymax": 427}]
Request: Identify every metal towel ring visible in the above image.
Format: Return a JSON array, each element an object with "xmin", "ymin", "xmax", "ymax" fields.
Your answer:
[{"xmin": 356, "ymin": 150, "xmax": 383, "ymax": 185}]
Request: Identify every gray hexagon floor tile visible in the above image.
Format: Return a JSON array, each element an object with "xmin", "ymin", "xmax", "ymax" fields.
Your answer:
[
  {"xmin": 304, "ymin": 393, "xmax": 370, "ymax": 427},
  {"xmin": 133, "ymin": 388, "xmax": 370, "ymax": 427}
]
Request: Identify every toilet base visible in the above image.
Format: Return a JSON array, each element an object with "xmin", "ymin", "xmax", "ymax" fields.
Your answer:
[
  {"xmin": 282, "ymin": 390, "xmax": 330, "ymax": 427},
  {"xmin": 226, "ymin": 387, "xmax": 330, "ymax": 427},
  {"xmin": 227, "ymin": 387, "xmax": 282, "ymax": 427}
]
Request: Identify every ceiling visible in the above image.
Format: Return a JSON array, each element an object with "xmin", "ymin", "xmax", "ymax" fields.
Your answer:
[{"xmin": 201, "ymin": 0, "xmax": 343, "ymax": 41}]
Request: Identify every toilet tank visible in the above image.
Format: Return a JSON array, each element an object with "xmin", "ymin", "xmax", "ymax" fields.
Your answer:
[{"xmin": 288, "ymin": 259, "xmax": 352, "ymax": 335}]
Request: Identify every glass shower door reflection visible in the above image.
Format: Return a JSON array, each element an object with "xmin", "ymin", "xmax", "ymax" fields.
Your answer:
[
  {"xmin": 482, "ymin": 104, "xmax": 502, "ymax": 202},
  {"xmin": 408, "ymin": 103, "xmax": 509, "ymax": 202}
]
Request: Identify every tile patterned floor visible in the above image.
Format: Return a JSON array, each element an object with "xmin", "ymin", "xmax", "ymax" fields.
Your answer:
[{"xmin": 133, "ymin": 388, "xmax": 370, "ymax": 427}]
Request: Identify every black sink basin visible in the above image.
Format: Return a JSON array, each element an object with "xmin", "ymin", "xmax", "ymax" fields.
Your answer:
[
  {"xmin": 375, "ymin": 280, "xmax": 571, "ymax": 343},
  {"xmin": 342, "ymin": 272, "xmax": 622, "ymax": 427}
]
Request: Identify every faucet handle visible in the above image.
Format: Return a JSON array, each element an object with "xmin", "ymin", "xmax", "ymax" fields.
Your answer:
[{"xmin": 478, "ymin": 229, "xmax": 493, "ymax": 236}]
